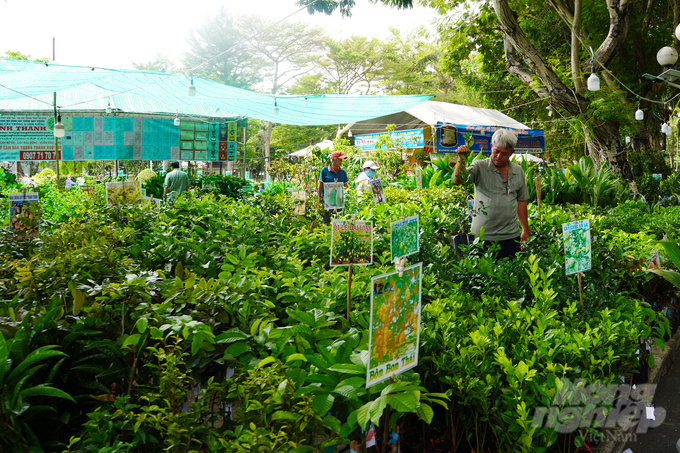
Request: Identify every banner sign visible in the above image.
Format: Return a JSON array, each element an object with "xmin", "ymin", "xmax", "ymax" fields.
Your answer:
[
  {"xmin": 0, "ymin": 114, "xmax": 242, "ymax": 162},
  {"xmin": 562, "ymin": 219, "xmax": 592, "ymax": 275},
  {"xmin": 367, "ymin": 262, "xmax": 422, "ymax": 387},
  {"xmin": 330, "ymin": 220, "xmax": 373, "ymax": 266},
  {"xmin": 436, "ymin": 124, "xmax": 544, "ymax": 154},
  {"xmin": 0, "ymin": 115, "xmax": 60, "ymax": 161},
  {"xmin": 354, "ymin": 129, "xmax": 424, "ymax": 152}
]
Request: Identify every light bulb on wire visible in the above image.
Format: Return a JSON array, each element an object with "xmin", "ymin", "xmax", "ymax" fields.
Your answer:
[
  {"xmin": 273, "ymin": 99, "xmax": 279, "ymax": 115},
  {"xmin": 174, "ymin": 114, "xmax": 180, "ymax": 127},
  {"xmin": 106, "ymin": 99, "xmax": 111, "ymax": 114},
  {"xmin": 635, "ymin": 100, "xmax": 644, "ymax": 121},
  {"xmin": 587, "ymin": 47, "xmax": 600, "ymax": 91},
  {"xmin": 54, "ymin": 111, "xmax": 65, "ymax": 138},
  {"xmin": 188, "ymin": 77, "xmax": 196, "ymax": 97}
]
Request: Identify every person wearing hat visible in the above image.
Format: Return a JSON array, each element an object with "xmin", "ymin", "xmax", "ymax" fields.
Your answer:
[
  {"xmin": 318, "ymin": 150, "xmax": 349, "ymax": 222},
  {"xmin": 355, "ymin": 160, "xmax": 379, "ymax": 192},
  {"xmin": 163, "ymin": 161, "xmax": 190, "ymax": 203}
]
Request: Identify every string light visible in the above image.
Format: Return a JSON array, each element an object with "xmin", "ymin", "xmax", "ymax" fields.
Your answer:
[
  {"xmin": 587, "ymin": 47, "xmax": 600, "ymax": 91},
  {"xmin": 188, "ymin": 76, "xmax": 196, "ymax": 97},
  {"xmin": 106, "ymin": 99, "xmax": 111, "ymax": 114},
  {"xmin": 54, "ymin": 110, "xmax": 65, "ymax": 138},
  {"xmin": 635, "ymin": 99, "xmax": 644, "ymax": 121},
  {"xmin": 273, "ymin": 98, "xmax": 279, "ymax": 115},
  {"xmin": 348, "ymin": 130, "xmax": 353, "ymax": 137},
  {"xmin": 174, "ymin": 112, "xmax": 180, "ymax": 126},
  {"xmin": 546, "ymin": 105, "xmax": 553, "ymax": 117}
]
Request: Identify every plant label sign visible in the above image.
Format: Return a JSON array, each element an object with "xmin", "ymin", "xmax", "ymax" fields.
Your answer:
[
  {"xmin": 291, "ymin": 190, "xmax": 306, "ymax": 215},
  {"xmin": 367, "ymin": 263, "xmax": 422, "ymax": 388},
  {"xmin": 9, "ymin": 192, "xmax": 39, "ymax": 235},
  {"xmin": 105, "ymin": 181, "xmax": 142, "ymax": 207},
  {"xmin": 390, "ymin": 215, "xmax": 419, "ymax": 261},
  {"xmin": 562, "ymin": 219, "xmax": 591, "ymax": 275},
  {"xmin": 330, "ymin": 220, "xmax": 373, "ymax": 266},
  {"xmin": 370, "ymin": 178, "xmax": 385, "ymax": 204},
  {"xmin": 324, "ymin": 182, "xmax": 344, "ymax": 211}
]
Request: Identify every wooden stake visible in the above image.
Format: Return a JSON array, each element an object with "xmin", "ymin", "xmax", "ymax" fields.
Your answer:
[
  {"xmin": 347, "ymin": 264, "xmax": 352, "ymax": 322},
  {"xmin": 577, "ymin": 272, "xmax": 584, "ymax": 311}
]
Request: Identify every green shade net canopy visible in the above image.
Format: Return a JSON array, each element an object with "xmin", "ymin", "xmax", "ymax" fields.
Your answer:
[{"xmin": 0, "ymin": 58, "xmax": 431, "ymax": 125}]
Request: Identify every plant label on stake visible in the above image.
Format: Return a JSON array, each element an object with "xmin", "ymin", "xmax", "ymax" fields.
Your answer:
[
  {"xmin": 563, "ymin": 219, "xmax": 591, "ymax": 275},
  {"xmin": 390, "ymin": 215, "xmax": 419, "ymax": 262},
  {"xmin": 370, "ymin": 178, "xmax": 385, "ymax": 204},
  {"xmin": 8, "ymin": 192, "xmax": 39, "ymax": 235},
  {"xmin": 105, "ymin": 181, "xmax": 142, "ymax": 207},
  {"xmin": 324, "ymin": 182, "xmax": 344, "ymax": 210},
  {"xmin": 330, "ymin": 220, "xmax": 373, "ymax": 266},
  {"xmin": 367, "ymin": 263, "xmax": 422, "ymax": 388}
]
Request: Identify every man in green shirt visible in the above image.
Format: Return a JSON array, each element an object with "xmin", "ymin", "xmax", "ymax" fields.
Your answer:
[
  {"xmin": 163, "ymin": 162, "xmax": 190, "ymax": 203},
  {"xmin": 453, "ymin": 129, "xmax": 530, "ymax": 258}
]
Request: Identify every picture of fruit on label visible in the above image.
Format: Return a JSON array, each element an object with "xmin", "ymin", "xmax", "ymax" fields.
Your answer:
[{"xmin": 324, "ymin": 182, "xmax": 345, "ymax": 211}]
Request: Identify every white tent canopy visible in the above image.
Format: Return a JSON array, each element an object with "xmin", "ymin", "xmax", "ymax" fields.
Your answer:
[
  {"xmin": 512, "ymin": 153, "xmax": 543, "ymax": 162},
  {"xmin": 288, "ymin": 139, "xmax": 334, "ymax": 158},
  {"xmin": 350, "ymin": 100, "xmax": 529, "ymax": 135}
]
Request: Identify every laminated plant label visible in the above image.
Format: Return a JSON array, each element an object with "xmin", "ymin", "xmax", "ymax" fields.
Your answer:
[
  {"xmin": 105, "ymin": 181, "xmax": 142, "ymax": 207},
  {"xmin": 330, "ymin": 220, "xmax": 373, "ymax": 266},
  {"xmin": 390, "ymin": 215, "xmax": 419, "ymax": 261},
  {"xmin": 9, "ymin": 192, "xmax": 39, "ymax": 235},
  {"xmin": 562, "ymin": 219, "xmax": 591, "ymax": 275},
  {"xmin": 370, "ymin": 178, "xmax": 385, "ymax": 204},
  {"xmin": 367, "ymin": 263, "xmax": 422, "ymax": 387},
  {"xmin": 324, "ymin": 182, "xmax": 344, "ymax": 211}
]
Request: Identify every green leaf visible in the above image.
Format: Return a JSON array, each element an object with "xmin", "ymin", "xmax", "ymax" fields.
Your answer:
[
  {"xmin": 215, "ymin": 329, "xmax": 249, "ymax": 344},
  {"xmin": 328, "ymin": 363, "xmax": 364, "ymax": 374},
  {"xmin": 369, "ymin": 396, "xmax": 388, "ymax": 425},
  {"xmin": 286, "ymin": 353, "xmax": 307, "ymax": 364},
  {"xmin": 257, "ymin": 356, "xmax": 277, "ymax": 368},
  {"xmin": 305, "ymin": 374, "xmax": 339, "ymax": 387},
  {"xmin": 71, "ymin": 288, "xmax": 83, "ymax": 316},
  {"xmin": 355, "ymin": 402, "xmax": 372, "ymax": 429},
  {"xmin": 135, "ymin": 317, "xmax": 148, "ymax": 334},
  {"xmin": 223, "ymin": 342, "xmax": 251, "ymax": 359},
  {"xmin": 271, "ymin": 410, "xmax": 298, "ymax": 421},
  {"xmin": 20, "ymin": 384, "xmax": 76, "ymax": 403},
  {"xmin": 312, "ymin": 393, "xmax": 335, "ymax": 416},
  {"xmin": 333, "ymin": 384, "xmax": 359, "ymax": 400},
  {"xmin": 191, "ymin": 331, "xmax": 204, "ymax": 356},
  {"xmin": 648, "ymin": 268, "xmax": 680, "ymax": 289},
  {"xmin": 322, "ymin": 415, "xmax": 342, "ymax": 434},
  {"xmin": 416, "ymin": 403, "xmax": 434, "ymax": 424},
  {"xmin": 386, "ymin": 392, "xmax": 418, "ymax": 412}
]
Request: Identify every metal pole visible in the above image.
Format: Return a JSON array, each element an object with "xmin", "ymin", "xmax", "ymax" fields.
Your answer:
[
  {"xmin": 52, "ymin": 39, "xmax": 60, "ymax": 188},
  {"xmin": 243, "ymin": 120, "xmax": 247, "ymax": 179},
  {"xmin": 53, "ymin": 96, "xmax": 60, "ymax": 187}
]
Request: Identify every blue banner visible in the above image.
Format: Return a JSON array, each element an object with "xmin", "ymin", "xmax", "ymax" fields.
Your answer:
[
  {"xmin": 436, "ymin": 124, "xmax": 544, "ymax": 154},
  {"xmin": 355, "ymin": 129, "xmax": 424, "ymax": 152}
]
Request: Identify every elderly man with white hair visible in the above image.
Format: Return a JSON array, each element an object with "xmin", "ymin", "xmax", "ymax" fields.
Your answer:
[{"xmin": 453, "ymin": 128, "xmax": 530, "ymax": 259}]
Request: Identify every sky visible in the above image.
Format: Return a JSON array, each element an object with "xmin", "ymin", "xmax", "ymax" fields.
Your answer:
[{"xmin": 0, "ymin": 0, "xmax": 437, "ymax": 70}]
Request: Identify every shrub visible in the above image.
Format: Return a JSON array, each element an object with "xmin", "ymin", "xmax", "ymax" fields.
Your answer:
[{"xmin": 135, "ymin": 168, "xmax": 158, "ymax": 183}]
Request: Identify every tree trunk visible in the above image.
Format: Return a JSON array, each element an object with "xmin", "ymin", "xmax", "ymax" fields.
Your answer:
[{"xmin": 492, "ymin": 0, "xmax": 634, "ymax": 179}]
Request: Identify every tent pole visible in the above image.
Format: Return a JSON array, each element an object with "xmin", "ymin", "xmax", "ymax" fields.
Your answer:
[
  {"xmin": 54, "ymin": 92, "xmax": 60, "ymax": 188},
  {"xmin": 243, "ymin": 119, "xmax": 247, "ymax": 179}
]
